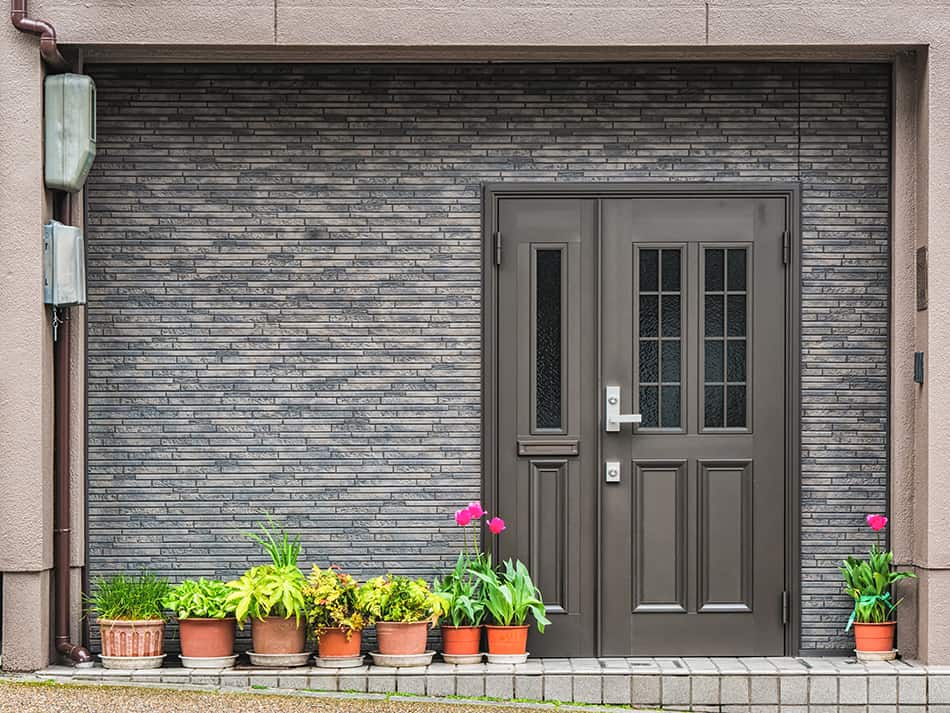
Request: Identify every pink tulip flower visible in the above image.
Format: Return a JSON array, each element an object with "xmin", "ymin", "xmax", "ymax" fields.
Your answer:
[
  {"xmin": 467, "ymin": 501, "xmax": 485, "ymax": 519},
  {"xmin": 455, "ymin": 508, "xmax": 473, "ymax": 526},
  {"xmin": 866, "ymin": 514, "xmax": 888, "ymax": 532},
  {"xmin": 488, "ymin": 516, "xmax": 506, "ymax": 535}
]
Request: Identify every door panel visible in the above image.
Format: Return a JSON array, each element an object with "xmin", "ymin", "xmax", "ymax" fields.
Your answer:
[
  {"xmin": 600, "ymin": 197, "xmax": 787, "ymax": 656},
  {"xmin": 495, "ymin": 198, "xmax": 597, "ymax": 656}
]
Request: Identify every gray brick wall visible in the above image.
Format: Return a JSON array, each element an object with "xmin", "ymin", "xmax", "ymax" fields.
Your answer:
[{"xmin": 84, "ymin": 62, "xmax": 889, "ymax": 652}]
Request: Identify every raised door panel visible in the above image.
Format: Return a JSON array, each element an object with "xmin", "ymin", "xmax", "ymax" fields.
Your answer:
[
  {"xmin": 632, "ymin": 460, "xmax": 687, "ymax": 613},
  {"xmin": 698, "ymin": 460, "xmax": 753, "ymax": 612}
]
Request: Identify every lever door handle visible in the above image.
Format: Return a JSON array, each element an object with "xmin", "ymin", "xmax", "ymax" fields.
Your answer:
[{"xmin": 605, "ymin": 385, "xmax": 642, "ymax": 432}]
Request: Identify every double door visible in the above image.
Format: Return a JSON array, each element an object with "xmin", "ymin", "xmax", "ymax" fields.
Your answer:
[{"xmin": 492, "ymin": 190, "xmax": 789, "ymax": 656}]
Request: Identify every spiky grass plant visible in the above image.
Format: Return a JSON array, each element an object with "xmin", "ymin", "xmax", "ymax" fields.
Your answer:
[
  {"xmin": 246, "ymin": 514, "xmax": 302, "ymax": 568},
  {"xmin": 87, "ymin": 570, "xmax": 170, "ymax": 621}
]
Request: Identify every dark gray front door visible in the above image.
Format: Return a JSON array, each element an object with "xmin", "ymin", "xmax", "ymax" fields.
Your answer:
[
  {"xmin": 599, "ymin": 197, "xmax": 787, "ymax": 656},
  {"xmin": 492, "ymin": 191, "xmax": 789, "ymax": 657}
]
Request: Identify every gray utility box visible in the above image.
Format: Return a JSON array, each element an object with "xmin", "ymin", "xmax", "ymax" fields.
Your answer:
[
  {"xmin": 44, "ymin": 73, "xmax": 96, "ymax": 192},
  {"xmin": 43, "ymin": 221, "xmax": 86, "ymax": 306}
]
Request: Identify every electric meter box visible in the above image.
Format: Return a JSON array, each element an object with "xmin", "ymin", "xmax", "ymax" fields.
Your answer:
[
  {"xmin": 43, "ymin": 221, "xmax": 86, "ymax": 306},
  {"xmin": 44, "ymin": 73, "xmax": 96, "ymax": 192}
]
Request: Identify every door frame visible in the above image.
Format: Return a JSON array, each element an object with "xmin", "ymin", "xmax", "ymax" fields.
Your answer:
[{"xmin": 482, "ymin": 182, "xmax": 801, "ymax": 656}]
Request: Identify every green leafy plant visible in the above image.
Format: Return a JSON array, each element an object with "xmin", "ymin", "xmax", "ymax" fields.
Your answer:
[
  {"xmin": 226, "ymin": 565, "xmax": 307, "ymax": 628},
  {"xmin": 303, "ymin": 565, "xmax": 366, "ymax": 640},
  {"xmin": 226, "ymin": 517, "xmax": 307, "ymax": 628},
  {"xmin": 163, "ymin": 578, "xmax": 236, "ymax": 619},
  {"xmin": 86, "ymin": 571, "xmax": 170, "ymax": 621},
  {"xmin": 433, "ymin": 554, "xmax": 486, "ymax": 628},
  {"xmin": 357, "ymin": 575, "xmax": 445, "ymax": 624},
  {"xmin": 841, "ymin": 514, "xmax": 917, "ymax": 630},
  {"xmin": 472, "ymin": 559, "xmax": 550, "ymax": 633}
]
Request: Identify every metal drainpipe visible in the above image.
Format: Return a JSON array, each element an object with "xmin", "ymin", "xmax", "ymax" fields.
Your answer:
[
  {"xmin": 11, "ymin": 0, "xmax": 93, "ymax": 663},
  {"xmin": 52, "ymin": 194, "xmax": 92, "ymax": 666},
  {"xmin": 10, "ymin": 0, "xmax": 70, "ymax": 73}
]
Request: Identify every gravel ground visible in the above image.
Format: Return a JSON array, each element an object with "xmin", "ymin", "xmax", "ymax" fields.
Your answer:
[{"xmin": 0, "ymin": 680, "xmax": 597, "ymax": 713}]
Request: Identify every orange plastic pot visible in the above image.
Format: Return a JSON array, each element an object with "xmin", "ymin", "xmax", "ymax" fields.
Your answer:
[
  {"xmin": 485, "ymin": 625, "xmax": 529, "ymax": 655},
  {"xmin": 853, "ymin": 621, "xmax": 896, "ymax": 652},
  {"xmin": 99, "ymin": 619, "xmax": 165, "ymax": 658},
  {"xmin": 375, "ymin": 621, "xmax": 429, "ymax": 655},
  {"xmin": 317, "ymin": 627, "xmax": 362, "ymax": 659},
  {"xmin": 178, "ymin": 618, "xmax": 235, "ymax": 658},
  {"xmin": 441, "ymin": 625, "xmax": 481, "ymax": 656},
  {"xmin": 251, "ymin": 616, "xmax": 306, "ymax": 654}
]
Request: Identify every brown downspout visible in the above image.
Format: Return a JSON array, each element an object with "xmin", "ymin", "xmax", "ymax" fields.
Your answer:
[
  {"xmin": 52, "ymin": 195, "xmax": 93, "ymax": 666},
  {"xmin": 10, "ymin": 0, "xmax": 70, "ymax": 73}
]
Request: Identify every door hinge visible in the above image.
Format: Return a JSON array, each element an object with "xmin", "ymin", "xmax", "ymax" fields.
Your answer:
[
  {"xmin": 782, "ymin": 590, "xmax": 789, "ymax": 625},
  {"xmin": 782, "ymin": 230, "xmax": 790, "ymax": 265},
  {"xmin": 493, "ymin": 231, "xmax": 503, "ymax": 266}
]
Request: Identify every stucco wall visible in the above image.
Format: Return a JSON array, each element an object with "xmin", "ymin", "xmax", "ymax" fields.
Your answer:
[{"xmin": 82, "ymin": 61, "xmax": 890, "ymax": 653}]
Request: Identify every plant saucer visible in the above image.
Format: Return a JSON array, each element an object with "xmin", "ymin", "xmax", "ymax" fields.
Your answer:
[
  {"xmin": 247, "ymin": 651, "xmax": 309, "ymax": 667},
  {"xmin": 313, "ymin": 654, "xmax": 365, "ymax": 668},
  {"xmin": 485, "ymin": 652, "xmax": 529, "ymax": 664},
  {"xmin": 369, "ymin": 651, "xmax": 435, "ymax": 667},
  {"xmin": 441, "ymin": 653, "xmax": 483, "ymax": 665}
]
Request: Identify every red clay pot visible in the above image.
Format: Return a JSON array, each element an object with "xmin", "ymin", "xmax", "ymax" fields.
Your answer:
[
  {"xmin": 178, "ymin": 618, "xmax": 235, "ymax": 658},
  {"xmin": 317, "ymin": 627, "xmax": 362, "ymax": 659},
  {"xmin": 375, "ymin": 621, "xmax": 429, "ymax": 655},
  {"xmin": 441, "ymin": 625, "xmax": 482, "ymax": 656},
  {"xmin": 853, "ymin": 621, "xmax": 897, "ymax": 652},
  {"xmin": 99, "ymin": 618, "xmax": 165, "ymax": 658},
  {"xmin": 251, "ymin": 616, "xmax": 306, "ymax": 654},
  {"xmin": 485, "ymin": 625, "xmax": 529, "ymax": 655}
]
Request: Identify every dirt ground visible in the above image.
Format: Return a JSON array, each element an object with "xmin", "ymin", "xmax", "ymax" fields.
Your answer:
[{"xmin": 0, "ymin": 680, "xmax": 593, "ymax": 713}]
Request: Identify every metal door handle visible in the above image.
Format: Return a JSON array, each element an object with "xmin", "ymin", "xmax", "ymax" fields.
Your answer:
[{"xmin": 605, "ymin": 385, "xmax": 642, "ymax": 432}]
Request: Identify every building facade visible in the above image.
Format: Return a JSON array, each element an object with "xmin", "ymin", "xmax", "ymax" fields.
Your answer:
[{"xmin": 0, "ymin": 0, "xmax": 944, "ymax": 670}]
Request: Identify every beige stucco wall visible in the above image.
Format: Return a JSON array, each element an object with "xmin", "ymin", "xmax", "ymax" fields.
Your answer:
[
  {"xmin": 0, "ymin": 20, "xmax": 54, "ymax": 672},
  {"xmin": 2, "ymin": 0, "xmax": 950, "ymax": 668}
]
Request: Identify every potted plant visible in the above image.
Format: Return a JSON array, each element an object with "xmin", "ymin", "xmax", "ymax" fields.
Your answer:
[
  {"xmin": 226, "ymin": 518, "xmax": 308, "ymax": 664},
  {"xmin": 86, "ymin": 570, "xmax": 170, "ymax": 669},
  {"xmin": 163, "ymin": 578, "xmax": 237, "ymax": 667},
  {"xmin": 473, "ymin": 559, "xmax": 550, "ymax": 662},
  {"xmin": 304, "ymin": 565, "xmax": 366, "ymax": 664},
  {"xmin": 842, "ymin": 514, "xmax": 917, "ymax": 659},
  {"xmin": 432, "ymin": 502, "xmax": 492, "ymax": 661},
  {"xmin": 433, "ymin": 554, "xmax": 486, "ymax": 661},
  {"xmin": 358, "ymin": 574, "xmax": 444, "ymax": 663}
]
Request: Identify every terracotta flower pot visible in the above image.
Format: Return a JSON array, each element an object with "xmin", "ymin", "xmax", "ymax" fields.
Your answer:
[
  {"xmin": 853, "ymin": 621, "xmax": 897, "ymax": 652},
  {"xmin": 485, "ymin": 625, "xmax": 529, "ymax": 655},
  {"xmin": 375, "ymin": 621, "xmax": 429, "ymax": 655},
  {"xmin": 317, "ymin": 627, "xmax": 362, "ymax": 659},
  {"xmin": 178, "ymin": 618, "xmax": 235, "ymax": 658},
  {"xmin": 441, "ymin": 625, "xmax": 481, "ymax": 656},
  {"xmin": 251, "ymin": 616, "xmax": 306, "ymax": 654},
  {"xmin": 99, "ymin": 618, "xmax": 165, "ymax": 658}
]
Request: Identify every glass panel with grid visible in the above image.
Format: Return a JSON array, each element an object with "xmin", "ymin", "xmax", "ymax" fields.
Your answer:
[
  {"xmin": 638, "ymin": 247, "xmax": 682, "ymax": 429},
  {"xmin": 703, "ymin": 247, "xmax": 748, "ymax": 429}
]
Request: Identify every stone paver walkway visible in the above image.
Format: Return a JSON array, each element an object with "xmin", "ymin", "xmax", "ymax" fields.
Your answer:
[{"xmin": 31, "ymin": 656, "xmax": 950, "ymax": 712}]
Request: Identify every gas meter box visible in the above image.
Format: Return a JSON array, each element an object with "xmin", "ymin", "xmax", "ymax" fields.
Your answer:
[
  {"xmin": 44, "ymin": 73, "xmax": 96, "ymax": 192},
  {"xmin": 43, "ymin": 221, "xmax": 86, "ymax": 306}
]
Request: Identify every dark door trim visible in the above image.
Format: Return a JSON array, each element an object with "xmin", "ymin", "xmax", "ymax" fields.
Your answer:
[{"xmin": 482, "ymin": 182, "xmax": 801, "ymax": 656}]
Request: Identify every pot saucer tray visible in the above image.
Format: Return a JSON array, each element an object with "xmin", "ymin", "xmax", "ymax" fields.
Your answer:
[
  {"xmin": 314, "ymin": 654, "xmax": 365, "ymax": 668},
  {"xmin": 247, "ymin": 651, "xmax": 310, "ymax": 667},
  {"xmin": 369, "ymin": 651, "xmax": 435, "ymax": 667}
]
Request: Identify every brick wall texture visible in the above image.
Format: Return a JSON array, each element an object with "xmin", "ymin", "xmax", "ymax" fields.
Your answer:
[{"xmin": 84, "ymin": 62, "xmax": 890, "ymax": 652}]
